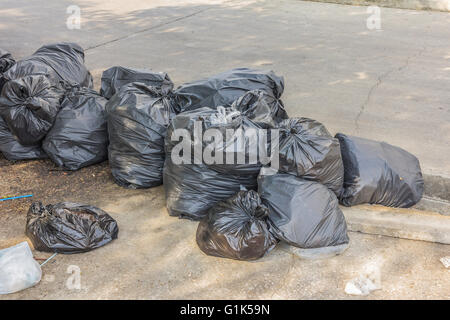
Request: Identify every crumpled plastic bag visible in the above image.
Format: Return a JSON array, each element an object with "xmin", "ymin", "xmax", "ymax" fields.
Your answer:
[
  {"xmin": 100, "ymin": 66, "xmax": 173, "ymax": 99},
  {"xmin": 231, "ymin": 89, "xmax": 288, "ymax": 124},
  {"xmin": 336, "ymin": 133, "xmax": 424, "ymax": 207},
  {"xmin": 0, "ymin": 242, "xmax": 42, "ymax": 295},
  {"xmin": 0, "ymin": 48, "xmax": 15, "ymax": 91},
  {"xmin": 0, "ymin": 116, "xmax": 47, "ymax": 160},
  {"xmin": 107, "ymin": 82, "xmax": 176, "ymax": 188},
  {"xmin": 0, "ymin": 48, "xmax": 15, "ymax": 74},
  {"xmin": 26, "ymin": 202, "xmax": 119, "ymax": 254},
  {"xmin": 196, "ymin": 189, "xmax": 277, "ymax": 260},
  {"xmin": 275, "ymin": 118, "xmax": 344, "ymax": 196},
  {"xmin": 258, "ymin": 169, "xmax": 349, "ymax": 249},
  {"xmin": 172, "ymin": 68, "xmax": 284, "ymax": 113},
  {"xmin": 43, "ymin": 87, "xmax": 109, "ymax": 170},
  {"xmin": 0, "ymin": 43, "xmax": 92, "ymax": 145}
]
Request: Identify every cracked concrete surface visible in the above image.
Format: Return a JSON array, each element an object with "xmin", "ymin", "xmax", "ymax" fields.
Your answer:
[
  {"xmin": 354, "ymin": 45, "xmax": 428, "ymax": 133},
  {"xmin": 0, "ymin": 0, "xmax": 449, "ymax": 299}
]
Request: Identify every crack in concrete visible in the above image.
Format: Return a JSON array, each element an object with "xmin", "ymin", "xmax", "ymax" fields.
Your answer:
[
  {"xmin": 85, "ymin": 8, "xmax": 212, "ymax": 52},
  {"xmin": 354, "ymin": 45, "xmax": 427, "ymax": 133}
]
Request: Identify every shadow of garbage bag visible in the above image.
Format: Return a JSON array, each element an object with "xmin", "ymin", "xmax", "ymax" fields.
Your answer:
[
  {"xmin": 43, "ymin": 87, "xmax": 109, "ymax": 171},
  {"xmin": 100, "ymin": 66, "xmax": 173, "ymax": 99},
  {"xmin": 196, "ymin": 189, "xmax": 277, "ymax": 261},
  {"xmin": 335, "ymin": 133, "xmax": 424, "ymax": 207},
  {"xmin": 258, "ymin": 169, "xmax": 349, "ymax": 250},
  {"xmin": 0, "ymin": 43, "xmax": 92, "ymax": 145},
  {"xmin": 26, "ymin": 202, "xmax": 119, "ymax": 254}
]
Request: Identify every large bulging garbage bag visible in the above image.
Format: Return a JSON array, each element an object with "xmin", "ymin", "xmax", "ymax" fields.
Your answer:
[
  {"xmin": 276, "ymin": 118, "xmax": 344, "ymax": 196},
  {"xmin": 100, "ymin": 66, "xmax": 174, "ymax": 99},
  {"xmin": 335, "ymin": 133, "xmax": 424, "ymax": 207},
  {"xmin": 0, "ymin": 43, "xmax": 92, "ymax": 145},
  {"xmin": 172, "ymin": 68, "xmax": 284, "ymax": 113},
  {"xmin": 0, "ymin": 49, "xmax": 15, "ymax": 74},
  {"xmin": 163, "ymin": 157, "xmax": 257, "ymax": 221},
  {"xmin": 0, "ymin": 242, "xmax": 42, "ymax": 295},
  {"xmin": 26, "ymin": 202, "xmax": 119, "ymax": 254},
  {"xmin": 3, "ymin": 43, "xmax": 92, "ymax": 87},
  {"xmin": 166, "ymin": 106, "xmax": 275, "ymax": 177},
  {"xmin": 107, "ymin": 82, "xmax": 176, "ymax": 188},
  {"xmin": 196, "ymin": 190, "xmax": 277, "ymax": 261},
  {"xmin": 258, "ymin": 170, "xmax": 349, "ymax": 249},
  {"xmin": 0, "ymin": 75, "xmax": 64, "ymax": 144},
  {"xmin": 0, "ymin": 116, "xmax": 47, "ymax": 160},
  {"xmin": 42, "ymin": 87, "xmax": 109, "ymax": 170}
]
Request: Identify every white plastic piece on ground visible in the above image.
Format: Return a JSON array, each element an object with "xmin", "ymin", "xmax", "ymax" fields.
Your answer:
[
  {"xmin": 0, "ymin": 242, "xmax": 42, "ymax": 294},
  {"xmin": 345, "ymin": 255, "xmax": 383, "ymax": 296},
  {"xmin": 440, "ymin": 256, "xmax": 450, "ymax": 269},
  {"xmin": 345, "ymin": 276, "xmax": 380, "ymax": 296}
]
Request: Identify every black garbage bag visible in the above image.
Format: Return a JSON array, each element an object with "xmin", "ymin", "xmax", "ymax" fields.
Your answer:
[
  {"xmin": 0, "ymin": 75, "xmax": 65, "ymax": 145},
  {"xmin": 335, "ymin": 133, "xmax": 424, "ymax": 207},
  {"xmin": 107, "ymin": 82, "xmax": 176, "ymax": 188},
  {"xmin": 258, "ymin": 169, "xmax": 349, "ymax": 249},
  {"xmin": 0, "ymin": 43, "xmax": 93, "ymax": 145},
  {"xmin": 163, "ymin": 157, "xmax": 257, "ymax": 221},
  {"xmin": 275, "ymin": 118, "xmax": 344, "ymax": 196},
  {"xmin": 0, "ymin": 49, "xmax": 15, "ymax": 91},
  {"xmin": 3, "ymin": 43, "xmax": 92, "ymax": 87},
  {"xmin": 231, "ymin": 89, "xmax": 288, "ymax": 123},
  {"xmin": 172, "ymin": 68, "xmax": 284, "ymax": 113},
  {"xmin": 100, "ymin": 66, "xmax": 174, "ymax": 99},
  {"xmin": 0, "ymin": 49, "xmax": 15, "ymax": 74},
  {"xmin": 166, "ymin": 106, "xmax": 275, "ymax": 177},
  {"xmin": 26, "ymin": 202, "xmax": 119, "ymax": 254},
  {"xmin": 0, "ymin": 116, "xmax": 47, "ymax": 161},
  {"xmin": 42, "ymin": 87, "xmax": 109, "ymax": 170},
  {"xmin": 196, "ymin": 190, "xmax": 277, "ymax": 261}
]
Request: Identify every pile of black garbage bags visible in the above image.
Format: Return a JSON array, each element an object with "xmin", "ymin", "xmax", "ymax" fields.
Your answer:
[{"xmin": 1, "ymin": 43, "xmax": 424, "ymax": 261}]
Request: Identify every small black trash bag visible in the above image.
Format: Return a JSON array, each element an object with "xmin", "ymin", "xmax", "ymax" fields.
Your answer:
[
  {"xmin": 100, "ymin": 66, "xmax": 174, "ymax": 99},
  {"xmin": 42, "ymin": 87, "xmax": 109, "ymax": 170},
  {"xmin": 0, "ymin": 116, "xmax": 47, "ymax": 161},
  {"xmin": 0, "ymin": 43, "xmax": 93, "ymax": 145},
  {"xmin": 172, "ymin": 68, "xmax": 284, "ymax": 113},
  {"xmin": 26, "ymin": 202, "xmax": 119, "ymax": 254},
  {"xmin": 107, "ymin": 82, "xmax": 176, "ymax": 188},
  {"xmin": 196, "ymin": 190, "xmax": 277, "ymax": 261},
  {"xmin": 275, "ymin": 118, "xmax": 344, "ymax": 196},
  {"xmin": 0, "ymin": 49, "xmax": 15, "ymax": 74},
  {"xmin": 258, "ymin": 169, "xmax": 349, "ymax": 249},
  {"xmin": 163, "ymin": 157, "xmax": 257, "ymax": 221},
  {"xmin": 0, "ymin": 49, "xmax": 15, "ymax": 91},
  {"xmin": 335, "ymin": 133, "xmax": 424, "ymax": 207}
]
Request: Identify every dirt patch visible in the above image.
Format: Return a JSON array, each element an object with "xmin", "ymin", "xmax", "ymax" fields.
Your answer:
[{"xmin": 0, "ymin": 153, "xmax": 129, "ymax": 242}]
